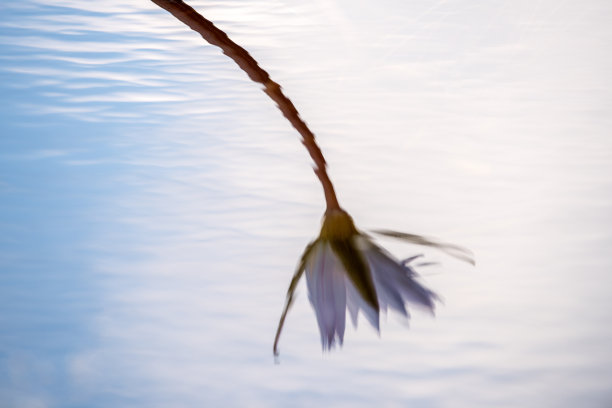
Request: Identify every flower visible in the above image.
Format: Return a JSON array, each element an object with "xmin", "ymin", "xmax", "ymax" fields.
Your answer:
[
  {"xmin": 273, "ymin": 209, "xmax": 454, "ymax": 355},
  {"xmin": 150, "ymin": 0, "xmax": 475, "ymax": 358}
]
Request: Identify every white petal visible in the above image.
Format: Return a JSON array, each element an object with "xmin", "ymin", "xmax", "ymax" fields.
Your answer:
[
  {"xmin": 368, "ymin": 251, "xmax": 409, "ymax": 316},
  {"xmin": 346, "ymin": 292, "xmax": 360, "ymax": 328},
  {"xmin": 305, "ymin": 242, "xmax": 347, "ymax": 350},
  {"xmin": 345, "ymin": 276, "xmax": 380, "ymax": 331},
  {"xmin": 362, "ymin": 238, "xmax": 438, "ymax": 314}
]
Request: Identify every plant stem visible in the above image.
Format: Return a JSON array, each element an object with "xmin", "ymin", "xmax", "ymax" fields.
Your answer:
[{"xmin": 151, "ymin": 0, "xmax": 341, "ymax": 211}]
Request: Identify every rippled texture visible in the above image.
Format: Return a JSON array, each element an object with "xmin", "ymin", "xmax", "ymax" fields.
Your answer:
[{"xmin": 2, "ymin": 1, "xmax": 612, "ymax": 407}]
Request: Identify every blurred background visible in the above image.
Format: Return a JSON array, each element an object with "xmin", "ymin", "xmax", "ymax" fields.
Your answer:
[{"xmin": 1, "ymin": 0, "xmax": 611, "ymax": 407}]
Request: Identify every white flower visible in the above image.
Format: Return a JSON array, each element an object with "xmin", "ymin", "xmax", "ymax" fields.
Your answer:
[
  {"xmin": 273, "ymin": 209, "xmax": 457, "ymax": 355},
  {"xmin": 303, "ymin": 226, "xmax": 438, "ymax": 350}
]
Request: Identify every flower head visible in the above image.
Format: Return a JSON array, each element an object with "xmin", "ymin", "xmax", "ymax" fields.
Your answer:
[
  {"xmin": 273, "ymin": 209, "xmax": 458, "ymax": 355},
  {"xmin": 149, "ymin": 0, "xmax": 475, "ymax": 359}
]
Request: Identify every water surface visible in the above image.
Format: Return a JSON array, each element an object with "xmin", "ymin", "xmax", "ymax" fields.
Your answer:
[{"xmin": 1, "ymin": 1, "xmax": 611, "ymax": 407}]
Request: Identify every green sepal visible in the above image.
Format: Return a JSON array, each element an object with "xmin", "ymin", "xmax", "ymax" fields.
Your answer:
[
  {"xmin": 329, "ymin": 237, "xmax": 379, "ymax": 311},
  {"xmin": 273, "ymin": 239, "xmax": 318, "ymax": 357},
  {"xmin": 372, "ymin": 229, "xmax": 475, "ymax": 265}
]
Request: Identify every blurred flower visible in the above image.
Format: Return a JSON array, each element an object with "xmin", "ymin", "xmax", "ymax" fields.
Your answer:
[
  {"xmin": 148, "ymin": 0, "xmax": 473, "ymax": 358},
  {"xmin": 273, "ymin": 209, "xmax": 471, "ymax": 355}
]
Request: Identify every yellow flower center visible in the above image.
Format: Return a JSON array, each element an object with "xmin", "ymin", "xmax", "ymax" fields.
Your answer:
[{"xmin": 320, "ymin": 209, "xmax": 358, "ymax": 240}]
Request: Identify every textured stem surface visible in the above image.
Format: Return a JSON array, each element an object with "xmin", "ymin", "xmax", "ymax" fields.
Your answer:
[{"xmin": 151, "ymin": 0, "xmax": 341, "ymax": 211}]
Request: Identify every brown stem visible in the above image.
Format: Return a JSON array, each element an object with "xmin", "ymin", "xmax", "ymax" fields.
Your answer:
[{"xmin": 151, "ymin": 0, "xmax": 341, "ymax": 211}]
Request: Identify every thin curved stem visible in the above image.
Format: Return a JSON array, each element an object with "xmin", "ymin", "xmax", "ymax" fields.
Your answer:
[{"xmin": 151, "ymin": 0, "xmax": 341, "ymax": 211}]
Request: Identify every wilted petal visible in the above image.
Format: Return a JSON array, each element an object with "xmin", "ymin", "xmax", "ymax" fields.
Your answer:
[
  {"xmin": 346, "ymin": 287, "xmax": 360, "ymax": 328},
  {"xmin": 345, "ymin": 276, "xmax": 380, "ymax": 331},
  {"xmin": 367, "ymin": 257, "xmax": 408, "ymax": 315},
  {"xmin": 361, "ymin": 237, "xmax": 438, "ymax": 314},
  {"xmin": 305, "ymin": 242, "xmax": 347, "ymax": 350},
  {"xmin": 401, "ymin": 254, "xmax": 423, "ymax": 270}
]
